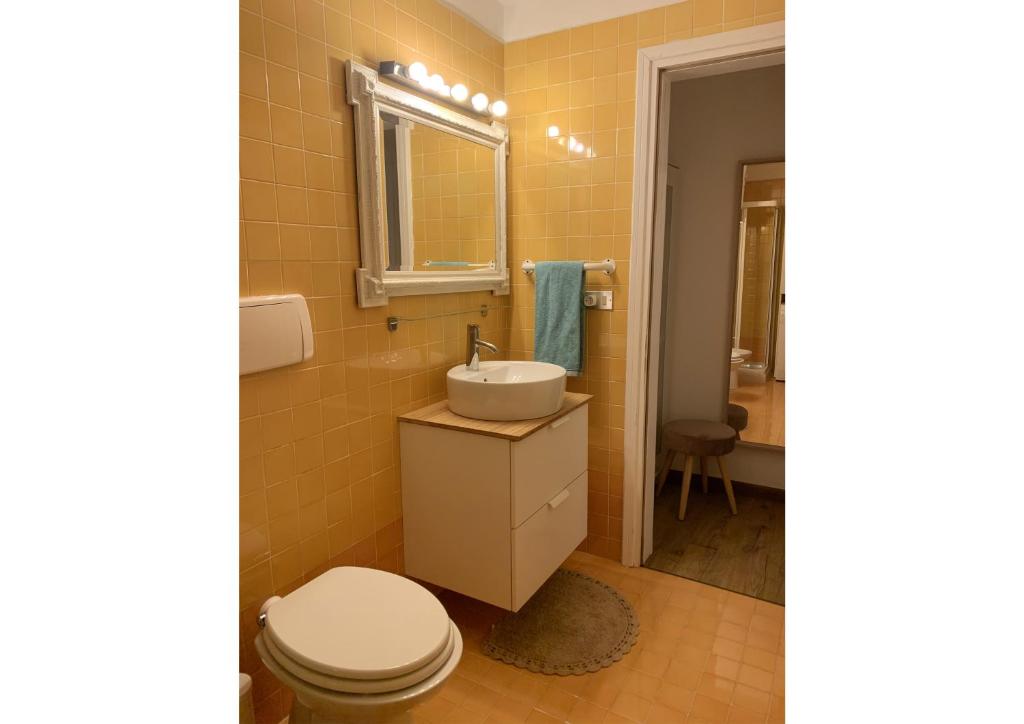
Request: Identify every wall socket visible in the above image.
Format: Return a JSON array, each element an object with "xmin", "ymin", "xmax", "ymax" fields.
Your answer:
[{"xmin": 583, "ymin": 290, "xmax": 613, "ymax": 310}]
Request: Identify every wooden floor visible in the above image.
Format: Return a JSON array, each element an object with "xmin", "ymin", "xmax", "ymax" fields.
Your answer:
[
  {"xmin": 730, "ymin": 380, "xmax": 785, "ymax": 448},
  {"xmin": 646, "ymin": 471, "xmax": 785, "ymax": 605}
]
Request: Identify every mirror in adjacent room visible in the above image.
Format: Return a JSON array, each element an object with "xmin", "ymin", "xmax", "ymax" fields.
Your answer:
[
  {"xmin": 347, "ymin": 61, "xmax": 509, "ymax": 308},
  {"xmin": 730, "ymin": 160, "xmax": 785, "ymax": 447},
  {"xmin": 378, "ymin": 113, "xmax": 496, "ymax": 274}
]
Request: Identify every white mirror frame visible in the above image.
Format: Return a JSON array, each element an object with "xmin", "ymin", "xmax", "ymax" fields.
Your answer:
[{"xmin": 346, "ymin": 60, "xmax": 510, "ymax": 307}]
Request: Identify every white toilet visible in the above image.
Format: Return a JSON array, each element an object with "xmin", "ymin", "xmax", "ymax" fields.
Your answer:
[
  {"xmin": 255, "ymin": 566, "xmax": 463, "ymax": 724},
  {"xmin": 730, "ymin": 348, "xmax": 752, "ymax": 389}
]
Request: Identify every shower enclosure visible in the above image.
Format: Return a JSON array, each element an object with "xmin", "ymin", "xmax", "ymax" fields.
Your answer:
[{"xmin": 733, "ymin": 162, "xmax": 785, "ymax": 377}]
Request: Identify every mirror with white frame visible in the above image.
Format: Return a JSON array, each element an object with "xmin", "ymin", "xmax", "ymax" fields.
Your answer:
[{"xmin": 346, "ymin": 61, "xmax": 509, "ymax": 307}]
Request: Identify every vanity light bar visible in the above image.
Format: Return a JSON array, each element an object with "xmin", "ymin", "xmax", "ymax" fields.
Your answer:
[{"xmin": 378, "ymin": 61, "xmax": 508, "ymax": 119}]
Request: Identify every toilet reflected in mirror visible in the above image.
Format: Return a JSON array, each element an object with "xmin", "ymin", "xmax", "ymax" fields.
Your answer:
[{"xmin": 730, "ymin": 160, "xmax": 785, "ymax": 448}]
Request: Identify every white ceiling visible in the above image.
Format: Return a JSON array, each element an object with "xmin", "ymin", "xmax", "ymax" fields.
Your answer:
[{"xmin": 441, "ymin": 0, "xmax": 684, "ymax": 42}]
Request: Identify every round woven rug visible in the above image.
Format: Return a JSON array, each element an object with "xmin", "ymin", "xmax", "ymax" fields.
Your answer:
[{"xmin": 481, "ymin": 568, "xmax": 640, "ymax": 675}]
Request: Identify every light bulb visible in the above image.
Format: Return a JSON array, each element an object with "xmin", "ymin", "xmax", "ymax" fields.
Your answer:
[
  {"xmin": 568, "ymin": 136, "xmax": 577, "ymax": 151},
  {"xmin": 408, "ymin": 62, "xmax": 428, "ymax": 82},
  {"xmin": 429, "ymin": 74, "xmax": 445, "ymax": 91},
  {"xmin": 547, "ymin": 125, "xmax": 560, "ymax": 138},
  {"xmin": 450, "ymin": 83, "xmax": 468, "ymax": 102},
  {"xmin": 471, "ymin": 92, "xmax": 489, "ymax": 112},
  {"xmin": 490, "ymin": 100, "xmax": 508, "ymax": 117},
  {"xmin": 439, "ymin": 84, "xmax": 451, "ymax": 97}
]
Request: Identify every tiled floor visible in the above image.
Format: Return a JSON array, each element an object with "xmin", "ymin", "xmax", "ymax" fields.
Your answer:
[{"xmin": 405, "ymin": 551, "xmax": 785, "ymax": 723}]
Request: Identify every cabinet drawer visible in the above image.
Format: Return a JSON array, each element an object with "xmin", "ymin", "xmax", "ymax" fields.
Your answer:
[
  {"xmin": 511, "ymin": 471, "xmax": 588, "ymax": 611},
  {"xmin": 510, "ymin": 404, "xmax": 587, "ymax": 527}
]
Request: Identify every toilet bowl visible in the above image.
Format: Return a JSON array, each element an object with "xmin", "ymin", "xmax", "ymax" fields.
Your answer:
[
  {"xmin": 730, "ymin": 348, "xmax": 752, "ymax": 389},
  {"xmin": 255, "ymin": 566, "xmax": 463, "ymax": 724}
]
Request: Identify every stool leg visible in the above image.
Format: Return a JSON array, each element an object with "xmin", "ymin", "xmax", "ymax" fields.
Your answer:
[
  {"xmin": 678, "ymin": 455, "xmax": 694, "ymax": 521},
  {"xmin": 655, "ymin": 449, "xmax": 676, "ymax": 497},
  {"xmin": 717, "ymin": 456, "xmax": 738, "ymax": 515},
  {"xmin": 700, "ymin": 456, "xmax": 708, "ymax": 494}
]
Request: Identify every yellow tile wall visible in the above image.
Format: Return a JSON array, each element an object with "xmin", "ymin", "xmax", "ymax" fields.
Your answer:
[
  {"xmin": 239, "ymin": 0, "xmax": 506, "ymax": 719},
  {"xmin": 239, "ymin": 1, "xmax": 782, "ymax": 720},
  {"xmin": 502, "ymin": 0, "xmax": 784, "ymax": 561}
]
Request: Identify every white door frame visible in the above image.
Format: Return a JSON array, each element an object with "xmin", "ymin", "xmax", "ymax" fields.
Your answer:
[{"xmin": 622, "ymin": 22, "xmax": 785, "ymax": 567}]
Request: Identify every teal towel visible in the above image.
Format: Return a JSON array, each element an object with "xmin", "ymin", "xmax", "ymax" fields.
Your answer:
[{"xmin": 534, "ymin": 261, "xmax": 585, "ymax": 375}]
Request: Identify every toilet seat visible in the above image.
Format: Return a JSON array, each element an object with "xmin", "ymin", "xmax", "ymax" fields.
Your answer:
[
  {"xmin": 255, "ymin": 624, "xmax": 463, "ymax": 718},
  {"xmin": 263, "ymin": 567, "xmax": 454, "ymax": 693},
  {"xmin": 262, "ymin": 620, "xmax": 458, "ymax": 693}
]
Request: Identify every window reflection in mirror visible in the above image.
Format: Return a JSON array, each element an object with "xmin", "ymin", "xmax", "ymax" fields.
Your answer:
[{"xmin": 378, "ymin": 111, "xmax": 496, "ymax": 273}]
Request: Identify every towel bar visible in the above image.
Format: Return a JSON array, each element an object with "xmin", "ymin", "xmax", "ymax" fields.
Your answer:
[{"xmin": 521, "ymin": 259, "xmax": 616, "ymax": 275}]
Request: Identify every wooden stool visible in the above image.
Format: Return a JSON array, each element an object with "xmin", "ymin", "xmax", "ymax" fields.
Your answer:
[
  {"xmin": 726, "ymin": 403, "xmax": 748, "ymax": 440},
  {"xmin": 655, "ymin": 420, "xmax": 738, "ymax": 520}
]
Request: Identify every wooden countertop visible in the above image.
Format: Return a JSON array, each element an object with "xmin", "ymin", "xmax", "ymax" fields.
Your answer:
[{"xmin": 398, "ymin": 392, "xmax": 592, "ymax": 441}]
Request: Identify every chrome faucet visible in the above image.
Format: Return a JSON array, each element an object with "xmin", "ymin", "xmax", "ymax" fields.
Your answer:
[{"xmin": 465, "ymin": 323, "xmax": 498, "ymax": 371}]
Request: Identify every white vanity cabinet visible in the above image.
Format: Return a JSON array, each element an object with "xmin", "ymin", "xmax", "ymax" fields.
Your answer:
[{"xmin": 398, "ymin": 393, "xmax": 591, "ymax": 611}]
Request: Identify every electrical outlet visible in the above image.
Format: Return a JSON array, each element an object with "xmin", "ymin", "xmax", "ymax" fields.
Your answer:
[{"xmin": 584, "ymin": 290, "xmax": 613, "ymax": 310}]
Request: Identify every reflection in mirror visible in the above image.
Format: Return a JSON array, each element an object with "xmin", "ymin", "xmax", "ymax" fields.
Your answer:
[
  {"xmin": 730, "ymin": 160, "xmax": 785, "ymax": 447},
  {"xmin": 378, "ymin": 110, "xmax": 496, "ymax": 273}
]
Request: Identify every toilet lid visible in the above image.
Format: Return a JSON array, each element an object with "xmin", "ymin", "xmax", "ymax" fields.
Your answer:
[{"xmin": 265, "ymin": 567, "xmax": 452, "ymax": 681}]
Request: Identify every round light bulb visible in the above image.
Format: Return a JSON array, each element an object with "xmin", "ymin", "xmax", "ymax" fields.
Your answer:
[
  {"xmin": 408, "ymin": 62, "xmax": 428, "ymax": 82},
  {"xmin": 471, "ymin": 92, "xmax": 489, "ymax": 112},
  {"xmin": 568, "ymin": 136, "xmax": 577, "ymax": 151},
  {"xmin": 429, "ymin": 74, "xmax": 445, "ymax": 92},
  {"xmin": 490, "ymin": 99, "xmax": 508, "ymax": 117},
  {"xmin": 547, "ymin": 125, "xmax": 560, "ymax": 138},
  {"xmin": 439, "ymin": 84, "xmax": 451, "ymax": 97},
  {"xmin": 450, "ymin": 83, "xmax": 469, "ymax": 102}
]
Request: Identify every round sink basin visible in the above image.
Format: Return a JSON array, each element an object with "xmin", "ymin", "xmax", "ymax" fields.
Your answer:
[{"xmin": 447, "ymin": 361, "xmax": 567, "ymax": 421}]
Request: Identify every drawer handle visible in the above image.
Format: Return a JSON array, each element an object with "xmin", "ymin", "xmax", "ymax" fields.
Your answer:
[
  {"xmin": 549, "ymin": 415, "xmax": 571, "ymax": 430},
  {"xmin": 547, "ymin": 489, "xmax": 571, "ymax": 509}
]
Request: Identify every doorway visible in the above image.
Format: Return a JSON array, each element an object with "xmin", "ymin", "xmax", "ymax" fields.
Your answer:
[{"xmin": 621, "ymin": 23, "xmax": 786, "ymax": 598}]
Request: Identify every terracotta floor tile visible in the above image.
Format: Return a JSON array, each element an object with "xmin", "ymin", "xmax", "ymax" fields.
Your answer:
[
  {"xmin": 731, "ymin": 683, "xmax": 770, "ymax": 715},
  {"xmin": 664, "ymin": 660, "xmax": 704, "ymax": 690},
  {"xmin": 535, "ymin": 684, "xmax": 580, "ymax": 719},
  {"xmin": 704, "ymin": 654, "xmax": 740, "ymax": 680},
  {"xmin": 653, "ymin": 681, "xmax": 695, "ymax": 714},
  {"xmin": 740, "ymin": 646, "xmax": 776, "ymax": 673},
  {"xmin": 447, "ymin": 706, "xmax": 490, "ymax": 724},
  {"xmin": 567, "ymin": 698, "xmax": 610, "ymax": 723},
  {"xmin": 744, "ymin": 629, "xmax": 779, "ymax": 653},
  {"xmin": 689, "ymin": 693, "xmax": 731, "ymax": 723},
  {"xmin": 726, "ymin": 706, "xmax": 767, "ymax": 724},
  {"xmin": 736, "ymin": 664, "xmax": 773, "ymax": 693},
  {"xmin": 711, "ymin": 638, "xmax": 745, "ymax": 662},
  {"xmin": 610, "ymin": 691, "xmax": 652, "ymax": 722},
  {"xmin": 673, "ymin": 642, "xmax": 711, "ymax": 668},
  {"xmin": 623, "ymin": 670, "xmax": 661, "ymax": 699},
  {"xmin": 634, "ymin": 649, "xmax": 672, "ymax": 678},
  {"xmin": 381, "ymin": 552, "xmax": 782, "ymax": 724},
  {"xmin": 696, "ymin": 673, "xmax": 735, "ymax": 704},
  {"xmin": 648, "ymin": 702, "xmax": 689, "ymax": 724}
]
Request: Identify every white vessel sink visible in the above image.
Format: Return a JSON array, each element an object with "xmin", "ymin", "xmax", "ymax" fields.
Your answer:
[{"xmin": 447, "ymin": 361, "xmax": 567, "ymax": 421}]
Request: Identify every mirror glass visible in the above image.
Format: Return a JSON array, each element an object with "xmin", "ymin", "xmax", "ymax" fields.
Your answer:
[
  {"xmin": 378, "ymin": 111, "xmax": 497, "ymax": 273},
  {"xmin": 730, "ymin": 160, "xmax": 785, "ymax": 447}
]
